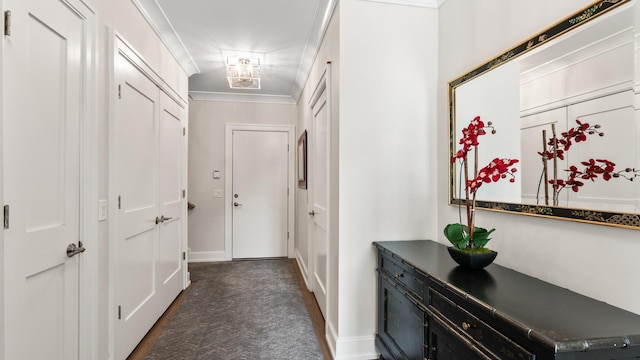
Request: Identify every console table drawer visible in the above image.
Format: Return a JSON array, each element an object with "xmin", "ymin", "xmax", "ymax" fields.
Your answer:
[
  {"xmin": 429, "ymin": 289, "xmax": 534, "ymax": 360},
  {"xmin": 380, "ymin": 254, "xmax": 424, "ymax": 298}
]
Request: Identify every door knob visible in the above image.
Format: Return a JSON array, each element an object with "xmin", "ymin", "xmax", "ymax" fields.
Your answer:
[
  {"xmin": 308, "ymin": 210, "xmax": 315, "ymax": 216},
  {"xmin": 234, "ymin": 202, "xmax": 243, "ymax": 207},
  {"xmin": 66, "ymin": 242, "xmax": 86, "ymax": 258}
]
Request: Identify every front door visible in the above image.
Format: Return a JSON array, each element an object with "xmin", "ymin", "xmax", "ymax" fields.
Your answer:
[
  {"xmin": 3, "ymin": 0, "xmax": 88, "ymax": 358},
  {"xmin": 232, "ymin": 130, "xmax": 289, "ymax": 259}
]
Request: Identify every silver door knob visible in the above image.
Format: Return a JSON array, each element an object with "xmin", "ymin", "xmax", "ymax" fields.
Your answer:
[
  {"xmin": 308, "ymin": 210, "xmax": 315, "ymax": 216},
  {"xmin": 234, "ymin": 202, "xmax": 243, "ymax": 207},
  {"xmin": 66, "ymin": 242, "xmax": 86, "ymax": 258}
]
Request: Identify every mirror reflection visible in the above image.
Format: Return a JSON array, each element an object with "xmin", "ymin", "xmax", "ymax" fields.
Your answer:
[{"xmin": 450, "ymin": 0, "xmax": 640, "ymax": 229}]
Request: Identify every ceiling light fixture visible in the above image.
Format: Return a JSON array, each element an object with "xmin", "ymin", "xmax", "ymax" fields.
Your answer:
[{"xmin": 226, "ymin": 57, "xmax": 261, "ymax": 89}]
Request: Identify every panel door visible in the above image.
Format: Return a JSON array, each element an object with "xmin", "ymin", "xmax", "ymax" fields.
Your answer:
[
  {"xmin": 3, "ymin": 0, "xmax": 86, "ymax": 358},
  {"xmin": 113, "ymin": 51, "xmax": 161, "ymax": 360},
  {"xmin": 232, "ymin": 130, "xmax": 289, "ymax": 259},
  {"xmin": 157, "ymin": 92, "xmax": 185, "ymax": 312},
  {"xmin": 310, "ymin": 89, "xmax": 328, "ymax": 317}
]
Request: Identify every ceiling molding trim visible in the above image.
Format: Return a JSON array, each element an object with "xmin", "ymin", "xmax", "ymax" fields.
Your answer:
[
  {"xmin": 358, "ymin": 0, "xmax": 447, "ymax": 8},
  {"xmin": 291, "ymin": 0, "xmax": 338, "ymax": 102},
  {"xmin": 131, "ymin": 0, "xmax": 200, "ymax": 76},
  {"xmin": 189, "ymin": 91, "xmax": 297, "ymax": 105}
]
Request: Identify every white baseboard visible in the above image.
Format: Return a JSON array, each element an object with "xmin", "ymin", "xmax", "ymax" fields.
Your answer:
[
  {"xmin": 295, "ymin": 250, "xmax": 311, "ymax": 291},
  {"xmin": 188, "ymin": 250, "xmax": 228, "ymax": 263},
  {"xmin": 333, "ymin": 332, "xmax": 377, "ymax": 360},
  {"xmin": 326, "ymin": 320, "xmax": 338, "ymax": 359}
]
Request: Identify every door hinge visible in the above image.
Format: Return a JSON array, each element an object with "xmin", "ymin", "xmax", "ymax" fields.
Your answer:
[
  {"xmin": 287, "ymin": 232, "xmax": 289, "ymax": 239},
  {"xmin": 117, "ymin": 305, "xmax": 121, "ymax": 320},
  {"xmin": 183, "ymin": 251, "xmax": 186, "ymax": 260},
  {"xmin": 4, "ymin": 10, "xmax": 11, "ymax": 36},
  {"xmin": 182, "ymin": 189, "xmax": 186, "ymax": 198},
  {"xmin": 118, "ymin": 84, "xmax": 121, "ymax": 99},
  {"xmin": 117, "ymin": 195, "xmax": 121, "ymax": 210},
  {"xmin": 183, "ymin": 127, "xmax": 186, "ymax": 136},
  {"xmin": 3, "ymin": 205, "xmax": 9, "ymax": 229}
]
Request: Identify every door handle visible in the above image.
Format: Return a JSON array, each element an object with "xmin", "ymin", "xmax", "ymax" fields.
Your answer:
[
  {"xmin": 155, "ymin": 215, "xmax": 173, "ymax": 224},
  {"xmin": 234, "ymin": 202, "xmax": 243, "ymax": 207},
  {"xmin": 66, "ymin": 242, "xmax": 86, "ymax": 258},
  {"xmin": 308, "ymin": 210, "xmax": 315, "ymax": 216}
]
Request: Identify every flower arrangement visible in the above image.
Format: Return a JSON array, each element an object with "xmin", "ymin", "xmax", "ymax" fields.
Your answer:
[
  {"xmin": 446, "ymin": 116, "xmax": 519, "ymax": 253},
  {"xmin": 538, "ymin": 119, "xmax": 639, "ymax": 206}
]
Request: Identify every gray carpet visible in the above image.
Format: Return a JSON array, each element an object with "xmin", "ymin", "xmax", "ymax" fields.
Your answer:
[{"xmin": 144, "ymin": 259, "xmax": 323, "ymax": 360}]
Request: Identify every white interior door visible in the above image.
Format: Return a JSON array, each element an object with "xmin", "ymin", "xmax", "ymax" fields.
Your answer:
[
  {"xmin": 3, "ymin": 0, "xmax": 86, "ymax": 358},
  {"xmin": 113, "ymin": 51, "xmax": 162, "ymax": 360},
  {"xmin": 157, "ymin": 92, "xmax": 185, "ymax": 312},
  {"xmin": 310, "ymin": 89, "xmax": 328, "ymax": 318},
  {"xmin": 232, "ymin": 130, "xmax": 289, "ymax": 259}
]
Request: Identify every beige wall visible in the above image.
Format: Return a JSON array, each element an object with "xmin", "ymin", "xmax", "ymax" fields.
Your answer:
[
  {"xmin": 187, "ymin": 100, "xmax": 297, "ymax": 260},
  {"xmin": 438, "ymin": 0, "xmax": 640, "ymax": 316}
]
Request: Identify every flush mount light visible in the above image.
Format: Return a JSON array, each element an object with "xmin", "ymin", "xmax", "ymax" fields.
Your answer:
[{"xmin": 226, "ymin": 57, "xmax": 261, "ymax": 89}]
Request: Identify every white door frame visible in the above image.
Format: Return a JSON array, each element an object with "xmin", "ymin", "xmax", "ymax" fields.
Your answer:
[
  {"xmin": 0, "ymin": 0, "xmax": 98, "ymax": 358},
  {"xmin": 224, "ymin": 124, "xmax": 296, "ymax": 260},
  {"xmin": 307, "ymin": 63, "xmax": 332, "ymax": 332}
]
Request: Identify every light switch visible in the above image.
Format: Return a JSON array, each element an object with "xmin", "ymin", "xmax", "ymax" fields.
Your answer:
[
  {"xmin": 213, "ymin": 189, "xmax": 223, "ymax": 198},
  {"xmin": 98, "ymin": 199, "xmax": 108, "ymax": 221},
  {"xmin": 213, "ymin": 170, "xmax": 221, "ymax": 179}
]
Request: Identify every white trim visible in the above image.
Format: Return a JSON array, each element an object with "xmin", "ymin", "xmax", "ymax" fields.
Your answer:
[
  {"xmin": 0, "ymin": 0, "xmax": 5, "ymax": 355},
  {"xmin": 295, "ymin": 250, "xmax": 312, "ymax": 291},
  {"xmin": 359, "ymin": 0, "xmax": 446, "ymax": 8},
  {"xmin": 326, "ymin": 319, "xmax": 338, "ymax": 359},
  {"xmin": 188, "ymin": 251, "xmax": 228, "ymax": 263},
  {"xmin": 224, "ymin": 124, "xmax": 296, "ymax": 261},
  {"xmin": 333, "ymin": 335, "xmax": 378, "ymax": 360},
  {"xmin": 77, "ymin": 1, "xmax": 99, "ymax": 360},
  {"xmin": 130, "ymin": 0, "xmax": 200, "ymax": 76},
  {"xmin": 189, "ymin": 91, "xmax": 297, "ymax": 105}
]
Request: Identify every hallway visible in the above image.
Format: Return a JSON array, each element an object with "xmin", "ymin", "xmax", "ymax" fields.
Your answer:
[{"xmin": 127, "ymin": 259, "xmax": 330, "ymax": 359}]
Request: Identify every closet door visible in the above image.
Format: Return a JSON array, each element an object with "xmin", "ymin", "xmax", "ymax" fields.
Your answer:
[
  {"xmin": 157, "ymin": 92, "xmax": 186, "ymax": 312},
  {"xmin": 113, "ymin": 50, "xmax": 162, "ymax": 360}
]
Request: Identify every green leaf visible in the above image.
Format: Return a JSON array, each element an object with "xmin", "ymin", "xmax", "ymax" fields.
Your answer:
[
  {"xmin": 470, "ymin": 227, "xmax": 495, "ymax": 248},
  {"xmin": 444, "ymin": 223, "xmax": 469, "ymax": 249}
]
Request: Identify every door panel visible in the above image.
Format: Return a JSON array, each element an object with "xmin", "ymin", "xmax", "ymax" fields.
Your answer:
[
  {"xmin": 158, "ymin": 93, "xmax": 185, "ymax": 310},
  {"xmin": 311, "ymin": 90, "xmax": 328, "ymax": 317},
  {"xmin": 3, "ymin": 0, "xmax": 85, "ymax": 359},
  {"xmin": 232, "ymin": 130, "xmax": 289, "ymax": 259}
]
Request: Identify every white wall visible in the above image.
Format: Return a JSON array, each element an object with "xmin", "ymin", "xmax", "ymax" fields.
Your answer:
[
  {"xmin": 187, "ymin": 100, "xmax": 297, "ymax": 261},
  {"xmin": 335, "ymin": 1, "xmax": 439, "ymax": 358},
  {"xmin": 438, "ymin": 0, "xmax": 640, "ymax": 316}
]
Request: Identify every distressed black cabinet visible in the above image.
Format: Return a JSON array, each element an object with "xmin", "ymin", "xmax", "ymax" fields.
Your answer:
[{"xmin": 375, "ymin": 240, "xmax": 640, "ymax": 360}]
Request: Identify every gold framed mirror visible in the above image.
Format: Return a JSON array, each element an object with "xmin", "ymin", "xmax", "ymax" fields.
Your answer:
[{"xmin": 449, "ymin": 0, "xmax": 640, "ymax": 229}]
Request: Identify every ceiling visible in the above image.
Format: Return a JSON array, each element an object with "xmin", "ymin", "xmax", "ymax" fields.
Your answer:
[{"xmin": 133, "ymin": 0, "xmax": 445, "ymax": 104}]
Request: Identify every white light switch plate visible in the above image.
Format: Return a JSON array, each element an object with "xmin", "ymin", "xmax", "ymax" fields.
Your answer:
[
  {"xmin": 98, "ymin": 199, "xmax": 108, "ymax": 221},
  {"xmin": 213, "ymin": 189, "xmax": 223, "ymax": 198}
]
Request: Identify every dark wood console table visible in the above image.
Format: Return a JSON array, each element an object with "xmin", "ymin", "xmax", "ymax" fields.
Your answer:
[{"xmin": 374, "ymin": 240, "xmax": 640, "ymax": 360}]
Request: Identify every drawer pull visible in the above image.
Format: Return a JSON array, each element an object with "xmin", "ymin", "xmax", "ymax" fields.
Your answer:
[
  {"xmin": 462, "ymin": 321, "xmax": 475, "ymax": 330},
  {"xmin": 395, "ymin": 273, "xmax": 404, "ymax": 278}
]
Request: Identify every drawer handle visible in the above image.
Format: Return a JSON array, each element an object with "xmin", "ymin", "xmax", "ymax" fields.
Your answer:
[
  {"xmin": 395, "ymin": 273, "xmax": 404, "ymax": 278},
  {"xmin": 462, "ymin": 321, "xmax": 475, "ymax": 330}
]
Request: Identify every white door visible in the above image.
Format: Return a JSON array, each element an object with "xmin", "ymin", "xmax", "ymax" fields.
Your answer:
[
  {"xmin": 3, "ymin": 0, "xmax": 86, "ymax": 358},
  {"xmin": 232, "ymin": 130, "xmax": 289, "ymax": 258},
  {"xmin": 113, "ymin": 51, "xmax": 162, "ymax": 360},
  {"xmin": 310, "ymin": 89, "xmax": 329, "ymax": 317},
  {"xmin": 157, "ymin": 92, "xmax": 185, "ymax": 312}
]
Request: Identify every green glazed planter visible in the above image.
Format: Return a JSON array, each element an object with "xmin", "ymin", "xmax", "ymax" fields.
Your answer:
[{"xmin": 447, "ymin": 247, "xmax": 497, "ymax": 269}]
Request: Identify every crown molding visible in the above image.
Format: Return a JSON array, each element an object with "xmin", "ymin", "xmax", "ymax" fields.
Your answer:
[
  {"xmin": 359, "ymin": 0, "xmax": 447, "ymax": 8},
  {"xmin": 131, "ymin": 0, "xmax": 200, "ymax": 76},
  {"xmin": 189, "ymin": 91, "xmax": 297, "ymax": 105}
]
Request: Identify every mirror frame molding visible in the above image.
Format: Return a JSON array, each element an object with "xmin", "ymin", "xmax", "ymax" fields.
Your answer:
[{"xmin": 448, "ymin": 0, "xmax": 640, "ymax": 230}]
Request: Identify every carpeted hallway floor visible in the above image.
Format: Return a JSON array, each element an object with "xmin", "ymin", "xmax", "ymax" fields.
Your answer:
[{"xmin": 141, "ymin": 259, "xmax": 324, "ymax": 360}]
